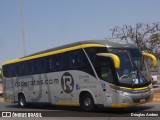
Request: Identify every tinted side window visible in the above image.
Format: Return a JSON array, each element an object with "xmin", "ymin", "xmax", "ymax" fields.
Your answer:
[
  {"xmin": 21, "ymin": 63, "xmax": 26, "ymax": 76},
  {"xmin": 3, "ymin": 65, "xmax": 10, "ymax": 77},
  {"xmin": 100, "ymin": 61, "xmax": 114, "ymax": 83},
  {"xmin": 3, "ymin": 48, "xmax": 101, "ymax": 77},
  {"xmin": 44, "ymin": 57, "xmax": 50, "ymax": 73},
  {"xmin": 37, "ymin": 58, "xmax": 44, "ymax": 74},
  {"xmin": 24, "ymin": 62, "xmax": 30, "ymax": 75},
  {"xmin": 68, "ymin": 50, "xmax": 83, "ymax": 69},
  {"xmin": 30, "ymin": 60, "xmax": 37, "ymax": 74},
  {"xmin": 96, "ymin": 56, "xmax": 116, "ymax": 84},
  {"xmin": 85, "ymin": 47, "xmax": 108, "ymax": 67},
  {"xmin": 2, "ymin": 66, "xmax": 6, "ymax": 77},
  {"xmin": 17, "ymin": 63, "xmax": 21, "ymax": 76},
  {"xmin": 5, "ymin": 64, "xmax": 16, "ymax": 77},
  {"xmin": 50, "ymin": 54, "xmax": 64, "ymax": 72},
  {"xmin": 66, "ymin": 49, "xmax": 95, "ymax": 77}
]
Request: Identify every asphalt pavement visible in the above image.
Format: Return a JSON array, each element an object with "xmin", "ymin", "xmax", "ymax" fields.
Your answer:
[
  {"xmin": 0, "ymin": 87, "xmax": 159, "ymax": 120},
  {"xmin": 0, "ymin": 99, "xmax": 160, "ymax": 120}
]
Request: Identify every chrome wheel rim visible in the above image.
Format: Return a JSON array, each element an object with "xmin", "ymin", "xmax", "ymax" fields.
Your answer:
[
  {"xmin": 20, "ymin": 97, "xmax": 24, "ymax": 106},
  {"xmin": 84, "ymin": 98, "xmax": 91, "ymax": 107}
]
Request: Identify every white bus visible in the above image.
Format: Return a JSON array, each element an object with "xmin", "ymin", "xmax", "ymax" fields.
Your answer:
[{"xmin": 2, "ymin": 40, "xmax": 157, "ymax": 111}]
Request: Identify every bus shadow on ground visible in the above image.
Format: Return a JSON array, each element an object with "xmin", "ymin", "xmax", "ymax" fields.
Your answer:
[
  {"xmin": 3, "ymin": 103, "xmax": 155, "ymax": 117},
  {"xmin": 6, "ymin": 103, "xmax": 153, "ymax": 114}
]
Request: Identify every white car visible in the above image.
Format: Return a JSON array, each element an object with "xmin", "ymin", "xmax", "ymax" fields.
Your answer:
[{"xmin": 151, "ymin": 75, "xmax": 158, "ymax": 84}]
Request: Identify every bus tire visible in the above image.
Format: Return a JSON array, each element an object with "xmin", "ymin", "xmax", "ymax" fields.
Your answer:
[
  {"xmin": 80, "ymin": 93, "xmax": 95, "ymax": 112},
  {"xmin": 18, "ymin": 94, "xmax": 27, "ymax": 108}
]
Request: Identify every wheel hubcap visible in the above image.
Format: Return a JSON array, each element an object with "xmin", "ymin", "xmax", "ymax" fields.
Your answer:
[
  {"xmin": 20, "ymin": 98, "xmax": 24, "ymax": 106},
  {"xmin": 84, "ymin": 98, "xmax": 91, "ymax": 107}
]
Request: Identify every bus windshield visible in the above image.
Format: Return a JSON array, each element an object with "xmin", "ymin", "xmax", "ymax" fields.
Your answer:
[{"xmin": 108, "ymin": 48, "xmax": 151, "ymax": 87}]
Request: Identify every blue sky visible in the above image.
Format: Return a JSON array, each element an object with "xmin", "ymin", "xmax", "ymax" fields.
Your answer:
[{"xmin": 0, "ymin": 0, "xmax": 160, "ymax": 66}]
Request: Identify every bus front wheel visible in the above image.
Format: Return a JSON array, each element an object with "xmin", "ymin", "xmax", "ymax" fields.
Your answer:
[
  {"xmin": 18, "ymin": 94, "xmax": 27, "ymax": 108},
  {"xmin": 80, "ymin": 93, "xmax": 95, "ymax": 112}
]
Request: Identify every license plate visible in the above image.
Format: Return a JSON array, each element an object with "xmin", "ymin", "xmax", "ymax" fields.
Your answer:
[{"xmin": 140, "ymin": 99, "xmax": 145, "ymax": 103}]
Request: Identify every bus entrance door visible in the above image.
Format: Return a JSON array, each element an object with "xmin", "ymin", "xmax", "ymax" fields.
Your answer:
[{"xmin": 101, "ymin": 82, "xmax": 118, "ymax": 107}]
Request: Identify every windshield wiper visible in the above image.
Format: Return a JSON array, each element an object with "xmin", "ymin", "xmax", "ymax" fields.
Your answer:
[
  {"xmin": 132, "ymin": 62, "xmax": 148, "ymax": 85},
  {"xmin": 127, "ymin": 53, "xmax": 148, "ymax": 86}
]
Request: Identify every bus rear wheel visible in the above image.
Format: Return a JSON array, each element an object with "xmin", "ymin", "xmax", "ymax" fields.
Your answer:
[
  {"xmin": 18, "ymin": 94, "xmax": 27, "ymax": 108},
  {"xmin": 80, "ymin": 93, "xmax": 95, "ymax": 112}
]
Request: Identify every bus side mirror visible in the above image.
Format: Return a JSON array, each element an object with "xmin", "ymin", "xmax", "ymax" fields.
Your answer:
[
  {"xmin": 142, "ymin": 52, "xmax": 157, "ymax": 67},
  {"xmin": 96, "ymin": 53, "xmax": 120, "ymax": 69}
]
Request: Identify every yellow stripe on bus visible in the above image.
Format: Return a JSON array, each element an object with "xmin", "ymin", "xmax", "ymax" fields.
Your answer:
[
  {"xmin": 4, "ymin": 99, "xmax": 13, "ymax": 103},
  {"xmin": 3, "ymin": 44, "xmax": 105, "ymax": 65},
  {"xmin": 119, "ymin": 84, "xmax": 152, "ymax": 91},
  {"xmin": 110, "ymin": 84, "xmax": 152, "ymax": 91}
]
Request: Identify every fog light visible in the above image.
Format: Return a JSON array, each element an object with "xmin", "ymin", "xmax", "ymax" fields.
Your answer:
[{"xmin": 120, "ymin": 91, "xmax": 130, "ymax": 96}]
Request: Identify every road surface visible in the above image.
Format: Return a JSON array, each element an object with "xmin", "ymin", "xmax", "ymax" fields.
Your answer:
[{"xmin": 0, "ymin": 99, "xmax": 159, "ymax": 120}]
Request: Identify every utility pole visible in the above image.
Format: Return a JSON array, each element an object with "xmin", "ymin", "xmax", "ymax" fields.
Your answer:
[{"xmin": 20, "ymin": 0, "xmax": 26, "ymax": 56}]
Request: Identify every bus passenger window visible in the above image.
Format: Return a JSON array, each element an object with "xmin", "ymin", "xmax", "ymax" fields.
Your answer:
[
  {"xmin": 59, "ymin": 56, "xmax": 64, "ymax": 70},
  {"xmin": 15, "ymin": 64, "xmax": 20, "ymax": 77},
  {"xmin": 49, "ymin": 57, "xmax": 55, "ymax": 72},
  {"xmin": 44, "ymin": 58, "xmax": 50, "ymax": 73},
  {"xmin": 31, "ymin": 61, "xmax": 36, "ymax": 74},
  {"xmin": 12, "ymin": 65, "xmax": 15, "ymax": 77},
  {"xmin": 24, "ymin": 62, "xmax": 30, "ymax": 75},
  {"xmin": 7, "ymin": 65, "xmax": 12, "ymax": 77},
  {"xmin": 2, "ymin": 66, "xmax": 7, "ymax": 77},
  {"xmin": 52, "ymin": 55, "xmax": 64, "ymax": 71},
  {"xmin": 36, "ymin": 60, "xmax": 41, "ymax": 74},
  {"xmin": 55, "ymin": 59, "xmax": 60, "ymax": 69},
  {"xmin": 100, "ymin": 62, "xmax": 114, "ymax": 83},
  {"xmin": 72, "ymin": 57, "xmax": 80, "ymax": 69},
  {"xmin": 69, "ymin": 50, "xmax": 83, "ymax": 70}
]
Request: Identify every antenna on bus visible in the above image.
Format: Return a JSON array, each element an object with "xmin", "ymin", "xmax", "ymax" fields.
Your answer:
[{"xmin": 20, "ymin": 0, "xmax": 27, "ymax": 56}]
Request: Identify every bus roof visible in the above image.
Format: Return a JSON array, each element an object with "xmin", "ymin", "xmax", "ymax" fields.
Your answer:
[
  {"xmin": 23, "ymin": 40, "xmax": 138, "ymax": 58},
  {"xmin": 2, "ymin": 40, "xmax": 138, "ymax": 65}
]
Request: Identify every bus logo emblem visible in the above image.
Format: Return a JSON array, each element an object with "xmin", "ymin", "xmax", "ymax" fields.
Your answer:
[{"xmin": 61, "ymin": 72, "xmax": 74, "ymax": 94}]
